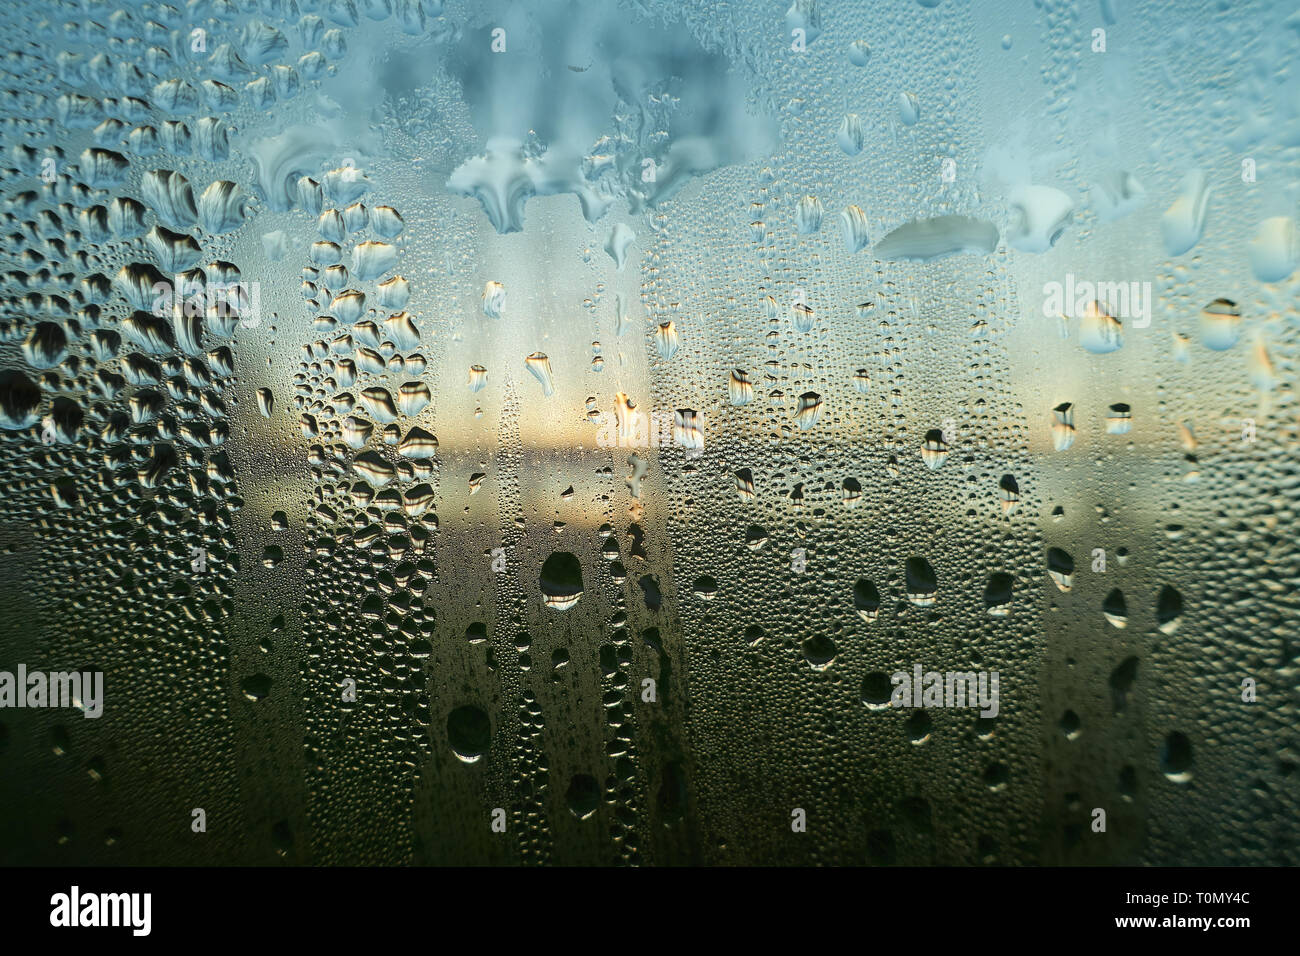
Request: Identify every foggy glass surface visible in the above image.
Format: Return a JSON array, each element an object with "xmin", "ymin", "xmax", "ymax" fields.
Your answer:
[{"xmin": 0, "ymin": 0, "xmax": 1296, "ymax": 866}]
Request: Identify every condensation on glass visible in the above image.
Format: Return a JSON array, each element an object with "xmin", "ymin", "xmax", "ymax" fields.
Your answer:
[{"xmin": 0, "ymin": 0, "xmax": 1295, "ymax": 866}]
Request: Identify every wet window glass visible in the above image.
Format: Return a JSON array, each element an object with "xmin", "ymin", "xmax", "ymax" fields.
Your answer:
[{"xmin": 0, "ymin": 0, "xmax": 1295, "ymax": 868}]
